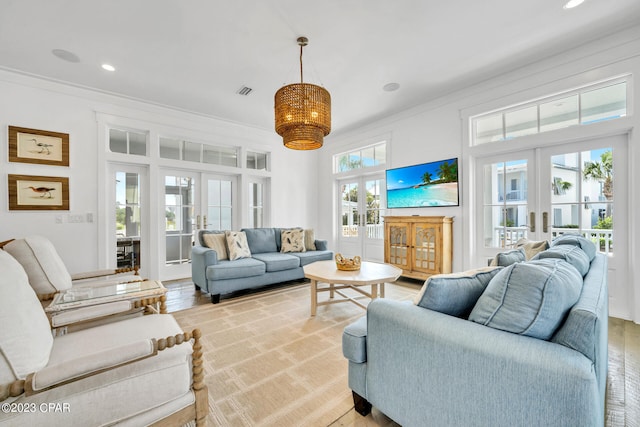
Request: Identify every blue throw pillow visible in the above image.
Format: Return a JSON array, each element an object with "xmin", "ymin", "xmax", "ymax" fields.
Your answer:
[
  {"xmin": 468, "ymin": 259, "xmax": 583, "ymax": 340},
  {"xmin": 551, "ymin": 233, "xmax": 597, "ymax": 261},
  {"xmin": 531, "ymin": 245, "xmax": 590, "ymax": 276},
  {"xmin": 490, "ymin": 248, "xmax": 526, "ymax": 267},
  {"xmin": 414, "ymin": 267, "xmax": 503, "ymax": 318}
]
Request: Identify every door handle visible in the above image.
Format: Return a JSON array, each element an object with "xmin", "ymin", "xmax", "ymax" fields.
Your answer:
[
  {"xmin": 196, "ymin": 215, "xmax": 201, "ymax": 229},
  {"xmin": 542, "ymin": 212, "xmax": 549, "ymax": 233},
  {"xmin": 203, "ymin": 215, "xmax": 208, "ymax": 229},
  {"xmin": 529, "ymin": 212, "xmax": 535, "ymax": 233}
]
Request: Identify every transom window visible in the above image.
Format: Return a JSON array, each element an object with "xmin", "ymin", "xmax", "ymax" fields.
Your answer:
[
  {"xmin": 334, "ymin": 141, "xmax": 386, "ymax": 173},
  {"xmin": 472, "ymin": 78, "xmax": 628, "ymax": 145},
  {"xmin": 109, "ymin": 129, "xmax": 147, "ymax": 156},
  {"xmin": 159, "ymin": 137, "xmax": 238, "ymax": 167}
]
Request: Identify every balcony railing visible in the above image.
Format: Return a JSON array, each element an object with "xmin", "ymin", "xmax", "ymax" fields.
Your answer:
[
  {"xmin": 341, "ymin": 224, "xmax": 384, "ymax": 239},
  {"xmin": 495, "ymin": 226, "xmax": 613, "ymax": 254}
]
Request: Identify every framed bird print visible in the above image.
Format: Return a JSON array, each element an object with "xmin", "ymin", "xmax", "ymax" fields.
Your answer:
[
  {"xmin": 8, "ymin": 174, "xmax": 69, "ymax": 210},
  {"xmin": 8, "ymin": 126, "xmax": 70, "ymax": 166}
]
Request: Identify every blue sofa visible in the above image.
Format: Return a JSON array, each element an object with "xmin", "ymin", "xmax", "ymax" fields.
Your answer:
[
  {"xmin": 343, "ymin": 235, "xmax": 608, "ymax": 426},
  {"xmin": 191, "ymin": 228, "xmax": 333, "ymax": 303}
]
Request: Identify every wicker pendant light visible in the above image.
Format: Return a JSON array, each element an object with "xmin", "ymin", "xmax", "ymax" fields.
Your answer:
[{"xmin": 275, "ymin": 37, "xmax": 331, "ymax": 150}]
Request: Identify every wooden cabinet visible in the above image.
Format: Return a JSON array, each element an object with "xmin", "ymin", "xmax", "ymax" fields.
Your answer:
[{"xmin": 384, "ymin": 216, "xmax": 453, "ymax": 280}]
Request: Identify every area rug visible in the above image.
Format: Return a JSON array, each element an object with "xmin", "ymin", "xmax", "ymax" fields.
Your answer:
[{"xmin": 172, "ymin": 281, "xmax": 418, "ymax": 427}]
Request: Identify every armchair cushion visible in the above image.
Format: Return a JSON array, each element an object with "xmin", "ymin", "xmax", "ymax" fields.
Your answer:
[
  {"xmin": 4, "ymin": 236, "xmax": 72, "ymax": 294},
  {"xmin": 30, "ymin": 338, "xmax": 157, "ymax": 392},
  {"xmin": 0, "ymin": 251, "xmax": 53, "ymax": 384},
  {"xmin": 469, "ymin": 259, "xmax": 583, "ymax": 340},
  {"xmin": 413, "ymin": 267, "xmax": 503, "ymax": 317}
]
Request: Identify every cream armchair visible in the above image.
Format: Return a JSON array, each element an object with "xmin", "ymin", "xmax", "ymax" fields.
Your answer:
[
  {"xmin": 2, "ymin": 236, "xmax": 142, "ymax": 301},
  {"xmin": 0, "ymin": 250, "xmax": 208, "ymax": 426}
]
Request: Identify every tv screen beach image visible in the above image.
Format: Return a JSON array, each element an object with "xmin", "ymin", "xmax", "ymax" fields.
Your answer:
[{"xmin": 386, "ymin": 158, "xmax": 459, "ymax": 208}]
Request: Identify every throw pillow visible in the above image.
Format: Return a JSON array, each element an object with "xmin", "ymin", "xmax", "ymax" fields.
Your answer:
[
  {"xmin": 531, "ymin": 245, "xmax": 590, "ymax": 276},
  {"xmin": 551, "ymin": 233, "xmax": 597, "ymax": 261},
  {"xmin": 304, "ymin": 229, "xmax": 316, "ymax": 251},
  {"xmin": 489, "ymin": 248, "xmax": 526, "ymax": 267},
  {"xmin": 201, "ymin": 233, "xmax": 229, "ymax": 261},
  {"xmin": 225, "ymin": 231, "xmax": 252, "ymax": 261},
  {"xmin": 413, "ymin": 267, "xmax": 503, "ymax": 318},
  {"xmin": 281, "ymin": 229, "xmax": 306, "ymax": 253},
  {"xmin": 514, "ymin": 238, "xmax": 550, "ymax": 260},
  {"xmin": 468, "ymin": 259, "xmax": 583, "ymax": 340}
]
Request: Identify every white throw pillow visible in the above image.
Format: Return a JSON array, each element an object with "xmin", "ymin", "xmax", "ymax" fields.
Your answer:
[
  {"xmin": 304, "ymin": 229, "xmax": 316, "ymax": 251},
  {"xmin": 225, "ymin": 231, "xmax": 252, "ymax": 260},
  {"xmin": 281, "ymin": 229, "xmax": 306, "ymax": 253}
]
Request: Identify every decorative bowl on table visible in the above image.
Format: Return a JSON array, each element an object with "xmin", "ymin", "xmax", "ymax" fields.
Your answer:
[{"xmin": 335, "ymin": 253, "xmax": 361, "ymax": 271}]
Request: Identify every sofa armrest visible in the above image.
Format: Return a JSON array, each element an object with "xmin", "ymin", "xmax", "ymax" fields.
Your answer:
[
  {"xmin": 49, "ymin": 301, "xmax": 135, "ymax": 327},
  {"xmin": 191, "ymin": 246, "xmax": 219, "ymax": 289},
  {"xmin": 343, "ymin": 315, "xmax": 368, "ymax": 363},
  {"xmin": 364, "ymin": 299, "xmax": 602, "ymax": 426},
  {"xmin": 70, "ymin": 267, "xmax": 139, "ymax": 281},
  {"xmin": 314, "ymin": 239, "xmax": 328, "ymax": 251}
]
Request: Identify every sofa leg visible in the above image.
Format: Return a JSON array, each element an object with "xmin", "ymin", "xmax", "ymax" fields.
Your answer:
[
  {"xmin": 211, "ymin": 294, "xmax": 221, "ymax": 304},
  {"xmin": 352, "ymin": 391, "xmax": 372, "ymax": 416},
  {"xmin": 194, "ymin": 284, "xmax": 201, "ymax": 291}
]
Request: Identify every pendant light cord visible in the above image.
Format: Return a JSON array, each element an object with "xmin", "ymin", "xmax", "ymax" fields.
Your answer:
[{"xmin": 300, "ymin": 44, "xmax": 304, "ymax": 84}]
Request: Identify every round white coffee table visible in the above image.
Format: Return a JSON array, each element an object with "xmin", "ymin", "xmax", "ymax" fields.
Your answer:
[{"xmin": 303, "ymin": 260, "xmax": 402, "ymax": 316}]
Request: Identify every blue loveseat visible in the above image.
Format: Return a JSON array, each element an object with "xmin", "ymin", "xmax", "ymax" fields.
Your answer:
[
  {"xmin": 191, "ymin": 228, "xmax": 333, "ymax": 303},
  {"xmin": 343, "ymin": 234, "xmax": 608, "ymax": 426}
]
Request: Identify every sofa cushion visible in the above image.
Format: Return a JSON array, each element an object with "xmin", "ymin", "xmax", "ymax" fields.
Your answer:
[
  {"xmin": 531, "ymin": 245, "xmax": 590, "ymax": 276},
  {"xmin": 413, "ymin": 267, "xmax": 503, "ymax": 317},
  {"xmin": 469, "ymin": 259, "xmax": 583, "ymax": 340},
  {"xmin": 206, "ymin": 258, "xmax": 266, "ymax": 281},
  {"xmin": 489, "ymin": 248, "xmax": 525, "ymax": 267},
  {"xmin": 551, "ymin": 233, "xmax": 597, "ymax": 261},
  {"xmin": 242, "ymin": 228, "xmax": 278, "ymax": 254},
  {"xmin": 0, "ymin": 250, "xmax": 53, "ymax": 384},
  {"xmin": 342, "ymin": 315, "xmax": 368, "ymax": 363},
  {"xmin": 251, "ymin": 253, "xmax": 300, "ymax": 272},
  {"xmin": 281, "ymin": 229, "xmax": 306, "ymax": 253},
  {"xmin": 4, "ymin": 236, "xmax": 72, "ymax": 294},
  {"xmin": 514, "ymin": 238, "xmax": 550, "ymax": 260},
  {"xmin": 201, "ymin": 232, "xmax": 229, "ymax": 261},
  {"xmin": 290, "ymin": 250, "xmax": 334, "ymax": 266},
  {"xmin": 225, "ymin": 231, "xmax": 252, "ymax": 260}
]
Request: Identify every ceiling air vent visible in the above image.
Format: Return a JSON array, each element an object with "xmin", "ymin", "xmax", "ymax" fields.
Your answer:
[{"xmin": 236, "ymin": 86, "xmax": 253, "ymax": 96}]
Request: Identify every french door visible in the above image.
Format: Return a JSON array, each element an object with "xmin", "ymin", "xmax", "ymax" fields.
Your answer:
[
  {"xmin": 337, "ymin": 176, "xmax": 385, "ymax": 261},
  {"xmin": 476, "ymin": 134, "xmax": 628, "ymax": 316},
  {"xmin": 160, "ymin": 170, "xmax": 237, "ymax": 280}
]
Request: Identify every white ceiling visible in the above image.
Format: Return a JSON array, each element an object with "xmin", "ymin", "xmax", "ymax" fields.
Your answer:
[{"xmin": 1, "ymin": 1, "xmax": 639, "ymax": 137}]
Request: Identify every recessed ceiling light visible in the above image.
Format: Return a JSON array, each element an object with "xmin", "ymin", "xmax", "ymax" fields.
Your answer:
[
  {"xmin": 101, "ymin": 63, "xmax": 116, "ymax": 72},
  {"xmin": 51, "ymin": 49, "xmax": 80, "ymax": 63},
  {"xmin": 564, "ymin": 0, "xmax": 585, "ymax": 9},
  {"xmin": 383, "ymin": 82, "xmax": 400, "ymax": 92}
]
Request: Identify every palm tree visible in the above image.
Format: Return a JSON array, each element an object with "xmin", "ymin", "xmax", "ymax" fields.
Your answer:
[
  {"xmin": 437, "ymin": 160, "xmax": 458, "ymax": 183},
  {"xmin": 422, "ymin": 172, "xmax": 433, "ymax": 184},
  {"xmin": 583, "ymin": 150, "xmax": 613, "ymax": 200}
]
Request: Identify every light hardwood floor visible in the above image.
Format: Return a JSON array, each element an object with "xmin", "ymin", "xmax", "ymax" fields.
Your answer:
[{"xmin": 164, "ymin": 279, "xmax": 640, "ymax": 427}]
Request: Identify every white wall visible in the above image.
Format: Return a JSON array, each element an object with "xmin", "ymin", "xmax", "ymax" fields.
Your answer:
[
  {"xmin": 0, "ymin": 71, "xmax": 320, "ymax": 276},
  {"xmin": 320, "ymin": 26, "xmax": 640, "ymax": 322}
]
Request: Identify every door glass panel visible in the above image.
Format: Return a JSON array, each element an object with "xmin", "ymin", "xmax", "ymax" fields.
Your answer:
[
  {"xmin": 206, "ymin": 179, "xmax": 233, "ymax": 230},
  {"xmin": 365, "ymin": 179, "xmax": 384, "ymax": 239},
  {"xmin": 115, "ymin": 171, "xmax": 141, "ymax": 269},
  {"xmin": 341, "ymin": 182, "xmax": 359, "ymax": 237},
  {"xmin": 249, "ymin": 182, "xmax": 264, "ymax": 228},
  {"xmin": 550, "ymin": 148, "xmax": 613, "ymax": 253},
  {"xmin": 164, "ymin": 175, "xmax": 194, "ymax": 265},
  {"xmin": 483, "ymin": 160, "xmax": 529, "ymax": 248}
]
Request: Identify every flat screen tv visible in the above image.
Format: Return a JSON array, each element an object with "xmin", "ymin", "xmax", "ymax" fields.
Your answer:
[{"xmin": 385, "ymin": 157, "xmax": 459, "ymax": 208}]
